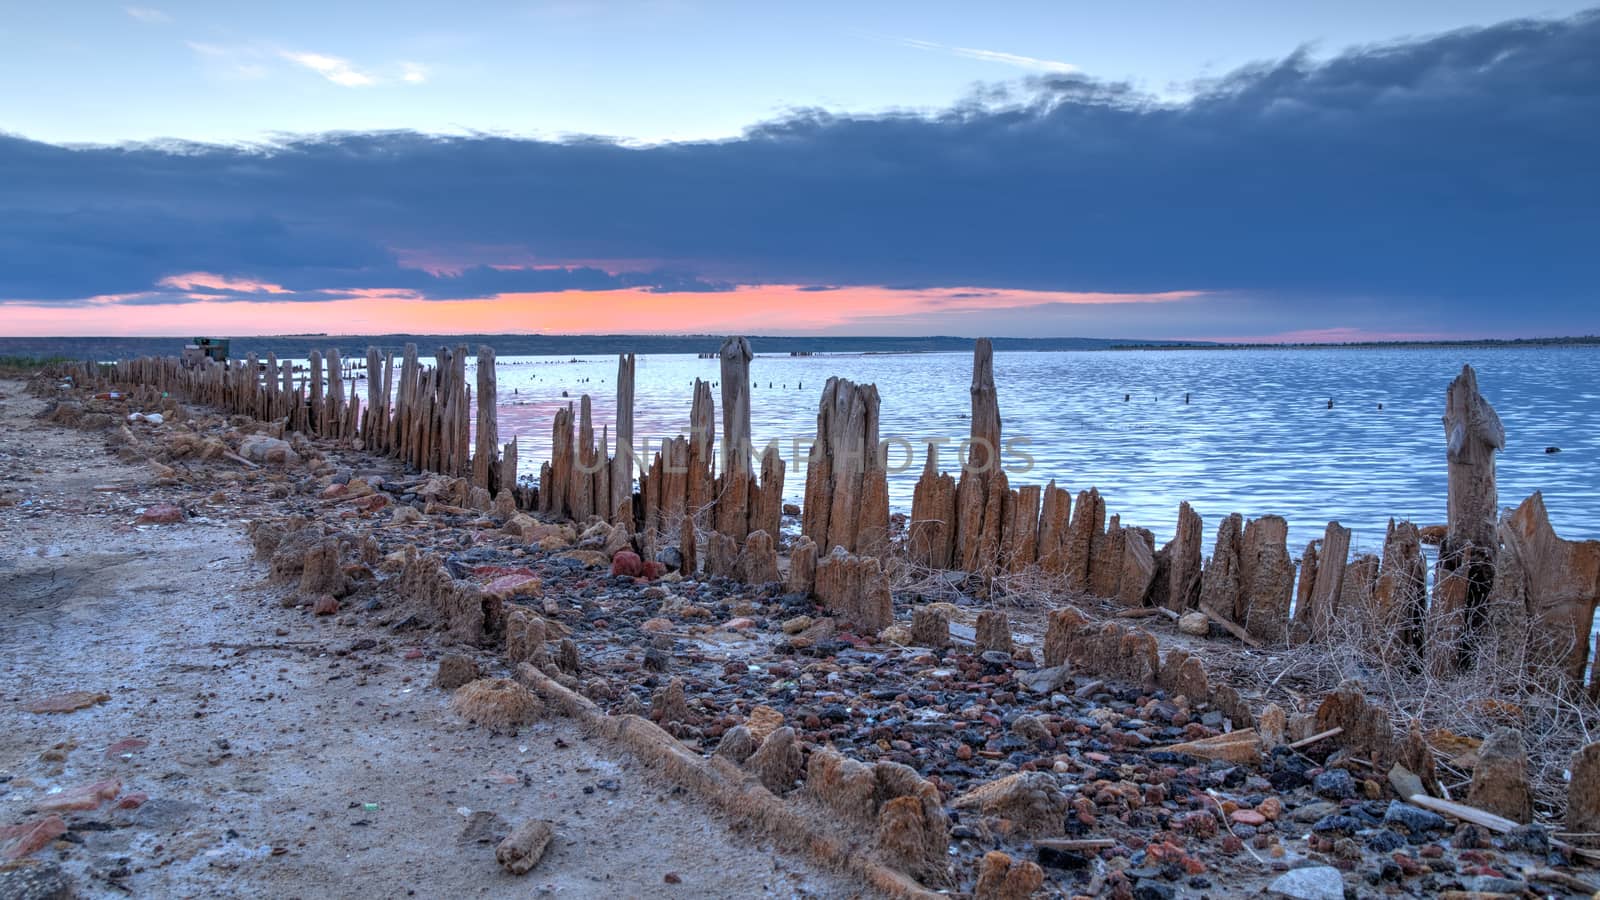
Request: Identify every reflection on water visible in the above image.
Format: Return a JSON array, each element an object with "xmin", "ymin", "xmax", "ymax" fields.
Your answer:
[{"xmin": 442, "ymin": 346, "xmax": 1596, "ymax": 556}]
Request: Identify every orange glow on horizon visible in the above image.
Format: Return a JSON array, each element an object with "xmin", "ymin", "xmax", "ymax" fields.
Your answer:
[{"xmin": 2, "ymin": 284, "xmax": 1206, "ymax": 337}]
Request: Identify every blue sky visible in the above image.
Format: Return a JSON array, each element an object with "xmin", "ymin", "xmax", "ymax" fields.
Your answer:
[
  {"xmin": 5, "ymin": 0, "xmax": 1593, "ymax": 143},
  {"xmin": 2, "ymin": 2, "xmax": 1597, "ymax": 338}
]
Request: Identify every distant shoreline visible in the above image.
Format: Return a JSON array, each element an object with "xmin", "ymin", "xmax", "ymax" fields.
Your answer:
[{"xmin": 2, "ymin": 333, "xmax": 1596, "ymax": 361}]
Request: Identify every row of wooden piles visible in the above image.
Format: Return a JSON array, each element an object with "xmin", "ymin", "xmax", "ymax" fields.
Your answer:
[
  {"xmin": 903, "ymin": 344, "xmax": 1600, "ymax": 694},
  {"xmin": 524, "ymin": 337, "xmax": 1599, "ymax": 690},
  {"xmin": 68, "ymin": 343, "xmax": 525, "ymax": 506}
]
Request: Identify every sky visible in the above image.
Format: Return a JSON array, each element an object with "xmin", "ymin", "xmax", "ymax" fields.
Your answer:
[{"xmin": 2, "ymin": 1, "xmax": 1597, "ymax": 340}]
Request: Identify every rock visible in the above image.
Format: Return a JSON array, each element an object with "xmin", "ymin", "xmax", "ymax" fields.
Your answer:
[
  {"xmin": 652, "ymin": 678, "xmax": 693, "ymax": 726},
  {"xmin": 912, "ymin": 606, "xmax": 951, "ymax": 649},
  {"xmin": 311, "ymin": 594, "xmax": 339, "ymax": 616},
  {"xmin": 781, "ymin": 615, "xmax": 813, "ymax": 635},
  {"xmin": 735, "ymin": 530, "xmax": 780, "ymax": 584},
  {"xmin": 1259, "ymin": 703, "xmax": 1288, "ymax": 747},
  {"xmin": 450, "ymin": 678, "xmax": 543, "ymax": 730},
  {"xmin": 1267, "ymin": 866, "xmax": 1344, "ymax": 900},
  {"xmin": 975, "ymin": 610, "xmax": 1013, "ymax": 654},
  {"xmin": 952, "ymin": 771, "xmax": 1068, "ymax": 838},
  {"xmin": 746, "ymin": 726, "xmax": 803, "ymax": 794},
  {"xmin": 880, "ymin": 624, "xmax": 912, "ymax": 644},
  {"xmin": 1011, "ymin": 714, "xmax": 1049, "ymax": 743},
  {"xmin": 1382, "ymin": 800, "xmax": 1445, "ymax": 835},
  {"xmin": 611, "ymin": 550, "xmax": 644, "ymax": 578},
  {"xmin": 1314, "ymin": 768, "xmax": 1356, "ymax": 800},
  {"xmin": 25, "ymin": 691, "xmax": 110, "ymax": 714},
  {"xmin": 745, "ymin": 705, "xmax": 785, "ymax": 745},
  {"xmin": 974, "ymin": 851, "xmax": 1044, "ymax": 900},
  {"xmin": 1163, "ymin": 729, "xmax": 1262, "ymax": 765},
  {"xmin": 238, "ymin": 434, "xmax": 300, "ymax": 465},
  {"xmin": 1568, "ymin": 741, "xmax": 1600, "ymax": 833},
  {"xmin": 482, "ymin": 572, "xmax": 541, "ymax": 600},
  {"xmin": 0, "ymin": 816, "xmax": 67, "ymax": 862},
  {"xmin": 1018, "ymin": 665, "xmax": 1069, "ymax": 695},
  {"xmin": 1468, "ymin": 728, "xmax": 1533, "ymax": 823},
  {"xmin": 1177, "ymin": 611, "xmax": 1210, "ymax": 635},
  {"xmin": 136, "ymin": 503, "xmax": 184, "ymax": 524},
  {"xmin": 714, "ymin": 726, "xmax": 756, "ymax": 764},
  {"xmin": 805, "ymin": 749, "xmax": 877, "ymax": 823},
  {"xmin": 655, "ymin": 545, "xmax": 683, "ymax": 572},
  {"xmin": 36, "ymin": 779, "xmax": 119, "ymax": 813},
  {"xmin": 434, "ymin": 654, "xmax": 481, "ymax": 690},
  {"xmin": 0, "ymin": 860, "xmax": 72, "ymax": 897},
  {"xmin": 457, "ymin": 809, "xmax": 509, "ymax": 846},
  {"xmin": 299, "ymin": 537, "xmax": 349, "ymax": 599},
  {"xmin": 496, "ymin": 820, "xmax": 554, "ymax": 875}
]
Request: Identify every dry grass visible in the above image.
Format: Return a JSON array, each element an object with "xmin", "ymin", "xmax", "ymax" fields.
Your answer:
[
  {"xmin": 886, "ymin": 540, "xmax": 1596, "ymax": 821},
  {"xmin": 1241, "ymin": 571, "xmax": 1597, "ymax": 821},
  {"xmin": 451, "ymin": 677, "xmax": 544, "ymax": 730}
]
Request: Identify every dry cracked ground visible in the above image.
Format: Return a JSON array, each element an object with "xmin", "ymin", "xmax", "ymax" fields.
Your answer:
[{"xmin": 0, "ymin": 378, "xmax": 864, "ymax": 899}]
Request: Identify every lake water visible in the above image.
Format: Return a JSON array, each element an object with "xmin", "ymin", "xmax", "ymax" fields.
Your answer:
[{"xmin": 458, "ymin": 346, "xmax": 1599, "ymax": 557}]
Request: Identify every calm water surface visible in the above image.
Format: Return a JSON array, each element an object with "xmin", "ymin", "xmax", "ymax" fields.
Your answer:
[{"xmin": 459, "ymin": 347, "xmax": 1599, "ymax": 556}]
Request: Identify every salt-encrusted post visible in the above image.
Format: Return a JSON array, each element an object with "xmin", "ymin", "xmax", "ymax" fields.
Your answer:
[
  {"xmin": 309, "ymin": 350, "xmax": 325, "ymax": 434},
  {"xmin": 365, "ymin": 346, "xmax": 382, "ymax": 447},
  {"xmin": 1429, "ymin": 364, "xmax": 1505, "ymax": 672},
  {"xmin": 687, "ymin": 378, "xmax": 715, "ymax": 526},
  {"xmin": 716, "ymin": 337, "xmax": 754, "ymax": 541},
  {"xmin": 473, "ymin": 346, "xmax": 498, "ymax": 492},
  {"xmin": 801, "ymin": 377, "xmax": 887, "ymax": 556},
  {"xmin": 611, "ymin": 353, "xmax": 636, "ymax": 522},
  {"xmin": 955, "ymin": 339, "xmax": 1001, "ymax": 571},
  {"xmin": 327, "ymin": 347, "xmax": 344, "ymax": 440}
]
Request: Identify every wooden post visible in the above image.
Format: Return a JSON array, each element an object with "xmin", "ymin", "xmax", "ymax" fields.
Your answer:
[
  {"xmin": 801, "ymin": 376, "xmax": 886, "ymax": 557},
  {"xmin": 716, "ymin": 337, "xmax": 754, "ymax": 541},
  {"xmin": 687, "ymin": 378, "xmax": 714, "ymax": 528},
  {"xmin": 327, "ymin": 347, "xmax": 343, "ymax": 441},
  {"xmin": 1430, "ymin": 364, "xmax": 1506, "ymax": 672},
  {"xmin": 473, "ymin": 346, "xmax": 498, "ymax": 491},
  {"xmin": 611, "ymin": 354, "xmax": 636, "ymax": 521}
]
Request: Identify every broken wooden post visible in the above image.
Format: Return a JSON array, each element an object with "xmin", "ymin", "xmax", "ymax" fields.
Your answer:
[
  {"xmin": 909, "ymin": 442, "xmax": 957, "ymax": 569},
  {"xmin": 1294, "ymin": 521, "xmax": 1350, "ymax": 643},
  {"xmin": 1372, "ymin": 519, "xmax": 1428, "ymax": 663},
  {"xmin": 1431, "ymin": 364, "xmax": 1506, "ymax": 672},
  {"xmin": 573, "ymin": 395, "xmax": 596, "ymax": 521},
  {"xmin": 1006, "ymin": 484, "xmax": 1042, "ymax": 574},
  {"xmin": 801, "ymin": 377, "xmax": 887, "ymax": 557},
  {"xmin": 1198, "ymin": 513, "xmax": 1243, "ymax": 619},
  {"xmin": 1066, "ymin": 488, "xmax": 1104, "ymax": 593},
  {"xmin": 1239, "ymin": 515, "xmax": 1294, "ymax": 644},
  {"xmin": 954, "ymin": 338, "xmax": 1001, "ymax": 572},
  {"xmin": 327, "ymin": 347, "xmax": 344, "ymax": 441},
  {"xmin": 309, "ymin": 350, "xmax": 324, "ymax": 434},
  {"xmin": 611, "ymin": 353, "xmax": 636, "ymax": 522},
  {"xmin": 1491, "ymin": 492, "xmax": 1600, "ymax": 682},
  {"xmin": 1163, "ymin": 502, "xmax": 1204, "ymax": 613},
  {"xmin": 1089, "ymin": 514, "xmax": 1124, "ymax": 598},
  {"xmin": 716, "ymin": 337, "xmax": 754, "ymax": 542},
  {"xmin": 473, "ymin": 346, "xmax": 498, "ymax": 492},
  {"xmin": 687, "ymin": 377, "xmax": 714, "ymax": 528},
  {"xmin": 1036, "ymin": 480, "xmax": 1072, "ymax": 575}
]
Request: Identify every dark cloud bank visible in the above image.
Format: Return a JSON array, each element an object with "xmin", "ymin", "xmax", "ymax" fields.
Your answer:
[{"xmin": 1, "ymin": 10, "xmax": 1596, "ymax": 329}]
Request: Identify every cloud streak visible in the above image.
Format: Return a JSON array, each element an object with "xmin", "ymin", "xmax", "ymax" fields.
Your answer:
[
  {"xmin": 124, "ymin": 6, "xmax": 171, "ymax": 24},
  {"xmin": 898, "ymin": 38, "xmax": 1077, "ymax": 74},
  {"xmin": 281, "ymin": 51, "xmax": 377, "ymax": 87}
]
